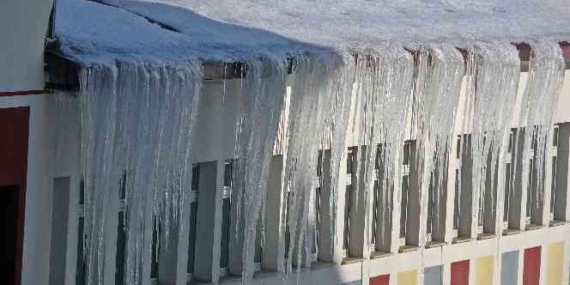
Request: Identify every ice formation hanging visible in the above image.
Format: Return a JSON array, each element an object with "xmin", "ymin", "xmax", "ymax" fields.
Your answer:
[
  {"xmin": 69, "ymin": 22, "xmax": 566, "ymax": 285},
  {"xmin": 79, "ymin": 61, "xmax": 202, "ymax": 285}
]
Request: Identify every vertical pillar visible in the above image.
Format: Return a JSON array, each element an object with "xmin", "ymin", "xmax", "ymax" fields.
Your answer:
[
  {"xmin": 318, "ymin": 151, "xmax": 336, "ymax": 262},
  {"xmin": 102, "ymin": 182, "xmax": 120, "ymax": 285},
  {"xmin": 193, "ymin": 161, "xmax": 222, "ymax": 282},
  {"xmin": 262, "ymin": 155, "xmax": 286, "ymax": 272},
  {"xmin": 443, "ymin": 138, "xmax": 458, "ymax": 244},
  {"xmin": 493, "ymin": 136, "xmax": 509, "ymax": 236},
  {"xmin": 432, "ymin": 153, "xmax": 450, "ymax": 243},
  {"xmin": 389, "ymin": 151, "xmax": 402, "ymax": 253},
  {"xmin": 64, "ymin": 176, "xmax": 81, "ymax": 285},
  {"xmin": 49, "ymin": 177, "xmax": 71, "ymax": 285},
  {"xmin": 334, "ymin": 150, "xmax": 349, "ymax": 263}
]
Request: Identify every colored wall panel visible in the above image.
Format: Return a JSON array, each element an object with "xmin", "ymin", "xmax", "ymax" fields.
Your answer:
[
  {"xmin": 370, "ymin": 274, "xmax": 389, "ymax": 285},
  {"xmin": 342, "ymin": 281, "xmax": 362, "ymax": 285},
  {"xmin": 0, "ymin": 107, "xmax": 29, "ymax": 285},
  {"xmin": 523, "ymin": 246, "xmax": 541, "ymax": 285},
  {"xmin": 451, "ymin": 260, "xmax": 470, "ymax": 285},
  {"xmin": 547, "ymin": 242, "xmax": 564, "ymax": 285},
  {"xmin": 425, "ymin": 265, "xmax": 442, "ymax": 285},
  {"xmin": 398, "ymin": 270, "xmax": 417, "ymax": 285},
  {"xmin": 476, "ymin": 256, "xmax": 494, "ymax": 285},
  {"xmin": 0, "ymin": 107, "xmax": 29, "ymax": 187},
  {"xmin": 501, "ymin": 251, "xmax": 519, "ymax": 285}
]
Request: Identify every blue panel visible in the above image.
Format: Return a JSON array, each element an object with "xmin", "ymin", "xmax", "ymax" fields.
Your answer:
[
  {"xmin": 501, "ymin": 251, "xmax": 519, "ymax": 285},
  {"xmin": 425, "ymin": 265, "xmax": 443, "ymax": 285},
  {"xmin": 342, "ymin": 280, "xmax": 362, "ymax": 285}
]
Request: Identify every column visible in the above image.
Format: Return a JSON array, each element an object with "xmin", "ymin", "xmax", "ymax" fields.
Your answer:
[
  {"xmin": 193, "ymin": 161, "xmax": 222, "ymax": 282},
  {"xmin": 262, "ymin": 155, "xmax": 286, "ymax": 272}
]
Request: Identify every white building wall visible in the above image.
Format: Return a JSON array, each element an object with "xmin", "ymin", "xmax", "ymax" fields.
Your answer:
[
  {"xmin": 3, "ymin": 66, "xmax": 569, "ymax": 285},
  {"xmin": 0, "ymin": 0, "xmax": 54, "ymax": 92}
]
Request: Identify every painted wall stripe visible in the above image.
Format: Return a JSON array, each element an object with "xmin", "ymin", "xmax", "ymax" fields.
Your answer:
[
  {"xmin": 524, "ymin": 246, "xmax": 541, "ymax": 285},
  {"xmin": 0, "ymin": 90, "xmax": 51, "ymax": 97},
  {"xmin": 476, "ymin": 256, "xmax": 494, "ymax": 285},
  {"xmin": 501, "ymin": 251, "xmax": 519, "ymax": 285},
  {"xmin": 398, "ymin": 270, "xmax": 417, "ymax": 285},
  {"xmin": 451, "ymin": 260, "xmax": 470, "ymax": 285},
  {"xmin": 370, "ymin": 274, "xmax": 390, "ymax": 285},
  {"xmin": 425, "ymin": 265, "xmax": 442, "ymax": 285},
  {"xmin": 547, "ymin": 243, "xmax": 564, "ymax": 285}
]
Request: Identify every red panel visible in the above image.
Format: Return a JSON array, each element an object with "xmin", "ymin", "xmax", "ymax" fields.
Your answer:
[
  {"xmin": 561, "ymin": 42, "xmax": 570, "ymax": 60},
  {"xmin": 0, "ymin": 107, "xmax": 29, "ymax": 285},
  {"xmin": 0, "ymin": 107, "xmax": 30, "ymax": 187},
  {"xmin": 451, "ymin": 260, "xmax": 470, "ymax": 285},
  {"xmin": 523, "ymin": 247, "xmax": 541, "ymax": 285},
  {"xmin": 370, "ymin": 274, "xmax": 390, "ymax": 285}
]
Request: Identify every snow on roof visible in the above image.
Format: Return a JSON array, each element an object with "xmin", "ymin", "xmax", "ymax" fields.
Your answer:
[{"xmin": 56, "ymin": 0, "xmax": 570, "ymax": 65}]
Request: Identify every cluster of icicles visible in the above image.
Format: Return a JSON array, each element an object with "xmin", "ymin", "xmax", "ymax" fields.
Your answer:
[{"xmin": 74, "ymin": 40, "xmax": 564, "ymax": 285}]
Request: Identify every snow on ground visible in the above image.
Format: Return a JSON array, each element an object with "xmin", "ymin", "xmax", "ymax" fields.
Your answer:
[{"xmin": 56, "ymin": 0, "xmax": 570, "ymax": 64}]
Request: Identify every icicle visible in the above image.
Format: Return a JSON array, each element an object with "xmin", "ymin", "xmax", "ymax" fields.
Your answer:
[
  {"xmin": 351, "ymin": 46, "xmax": 414, "ymax": 253},
  {"xmin": 462, "ymin": 42, "xmax": 520, "ymax": 235},
  {"xmin": 230, "ymin": 55, "xmax": 288, "ymax": 282},
  {"xmin": 516, "ymin": 41, "xmax": 565, "ymax": 224},
  {"xmin": 411, "ymin": 44, "xmax": 464, "ymax": 249},
  {"xmin": 79, "ymin": 60, "xmax": 202, "ymax": 285}
]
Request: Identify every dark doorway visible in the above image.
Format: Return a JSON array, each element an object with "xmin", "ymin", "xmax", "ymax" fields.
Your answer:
[{"xmin": 0, "ymin": 185, "xmax": 24, "ymax": 285}]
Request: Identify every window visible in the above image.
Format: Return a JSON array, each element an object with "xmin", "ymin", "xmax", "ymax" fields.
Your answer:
[
  {"xmin": 186, "ymin": 165, "xmax": 199, "ymax": 281},
  {"xmin": 311, "ymin": 150, "xmax": 324, "ymax": 262},
  {"xmin": 503, "ymin": 129, "xmax": 516, "ymax": 229},
  {"xmin": 219, "ymin": 161, "xmax": 262, "ymax": 275},
  {"xmin": 76, "ymin": 181, "xmax": 86, "ymax": 285},
  {"xmin": 370, "ymin": 144, "xmax": 383, "ymax": 252},
  {"xmin": 453, "ymin": 135, "xmax": 463, "ymax": 238},
  {"xmin": 526, "ymin": 134, "xmax": 536, "ymax": 226},
  {"xmin": 116, "ymin": 175, "xmax": 127, "ymax": 285},
  {"xmin": 453, "ymin": 169, "xmax": 460, "ymax": 235},
  {"xmin": 220, "ymin": 162, "xmax": 231, "ymax": 273},
  {"xmin": 400, "ymin": 141, "xmax": 412, "ymax": 245},
  {"xmin": 150, "ymin": 218, "xmax": 160, "ymax": 284},
  {"xmin": 426, "ymin": 174, "xmax": 435, "ymax": 243},
  {"xmin": 504, "ymin": 163, "xmax": 512, "ymax": 226},
  {"xmin": 550, "ymin": 125, "xmax": 559, "ymax": 221},
  {"xmin": 343, "ymin": 147, "xmax": 356, "ymax": 257}
]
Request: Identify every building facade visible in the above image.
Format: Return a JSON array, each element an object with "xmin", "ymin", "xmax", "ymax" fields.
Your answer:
[{"xmin": 3, "ymin": 2, "xmax": 570, "ymax": 285}]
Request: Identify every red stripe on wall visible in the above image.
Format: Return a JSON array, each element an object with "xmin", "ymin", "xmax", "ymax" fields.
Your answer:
[
  {"xmin": 0, "ymin": 90, "xmax": 51, "ymax": 97},
  {"xmin": 451, "ymin": 260, "xmax": 470, "ymax": 285},
  {"xmin": 523, "ymin": 246, "xmax": 541, "ymax": 285},
  {"xmin": 370, "ymin": 274, "xmax": 390, "ymax": 285}
]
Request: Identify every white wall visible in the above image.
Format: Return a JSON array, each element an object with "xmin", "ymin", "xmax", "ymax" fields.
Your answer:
[
  {"xmin": 0, "ymin": 0, "xmax": 54, "ymax": 92},
  {"xmin": 0, "ymin": 94, "xmax": 58, "ymax": 285}
]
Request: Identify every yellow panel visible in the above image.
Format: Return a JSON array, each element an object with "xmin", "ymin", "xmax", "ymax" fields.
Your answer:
[
  {"xmin": 398, "ymin": 269, "xmax": 417, "ymax": 285},
  {"xmin": 547, "ymin": 242, "xmax": 564, "ymax": 285},
  {"xmin": 476, "ymin": 255, "xmax": 494, "ymax": 285}
]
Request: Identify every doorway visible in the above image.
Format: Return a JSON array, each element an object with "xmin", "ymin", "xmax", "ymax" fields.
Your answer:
[{"xmin": 0, "ymin": 185, "xmax": 24, "ymax": 285}]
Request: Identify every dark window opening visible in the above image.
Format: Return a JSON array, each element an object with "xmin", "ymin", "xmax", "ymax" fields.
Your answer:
[{"xmin": 1, "ymin": 185, "xmax": 24, "ymax": 285}]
